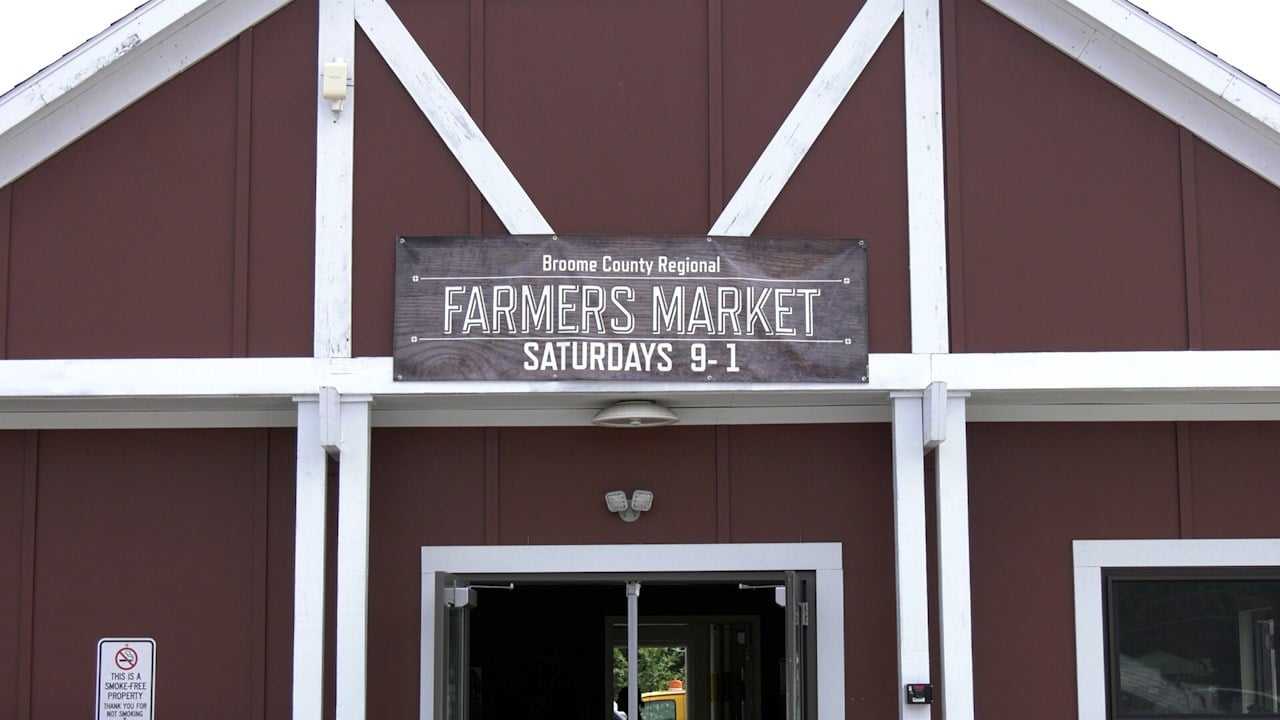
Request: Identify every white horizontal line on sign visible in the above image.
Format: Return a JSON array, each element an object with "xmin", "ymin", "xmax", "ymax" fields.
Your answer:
[
  {"xmin": 413, "ymin": 275, "xmax": 851, "ymax": 283},
  {"xmin": 409, "ymin": 337, "xmax": 852, "ymax": 344}
]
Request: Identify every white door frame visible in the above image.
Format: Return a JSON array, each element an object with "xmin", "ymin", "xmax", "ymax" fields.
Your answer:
[{"xmin": 420, "ymin": 543, "xmax": 846, "ymax": 720}]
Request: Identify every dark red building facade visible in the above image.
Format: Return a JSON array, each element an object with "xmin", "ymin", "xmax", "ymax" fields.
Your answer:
[{"xmin": 2, "ymin": 1, "xmax": 1278, "ymax": 720}]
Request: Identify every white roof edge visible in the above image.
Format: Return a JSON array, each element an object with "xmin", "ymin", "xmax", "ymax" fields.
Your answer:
[
  {"xmin": 1061, "ymin": 0, "xmax": 1280, "ymax": 133},
  {"xmin": 981, "ymin": 0, "xmax": 1280, "ymax": 189},
  {"xmin": 0, "ymin": 0, "xmax": 219, "ymax": 137},
  {"xmin": 0, "ymin": 0, "xmax": 292, "ymax": 189}
]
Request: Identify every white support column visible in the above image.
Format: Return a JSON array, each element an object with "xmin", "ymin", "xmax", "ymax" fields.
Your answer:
[
  {"xmin": 336, "ymin": 395, "xmax": 374, "ymax": 720},
  {"xmin": 891, "ymin": 393, "xmax": 931, "ymax": 720},
  {"xmin": 315, "ymin": 0, "xmax": 356, "ymax": 358},
  {"xmin": 293, "ymin": 398, "xmax": 329, "ymax": 720},
  {"xmin": 904, "ymin": 0, "xmax": 950, "ymax": 353},
  {"xmin": 934, "ymin": 393, "xmax": 974, "ymax": 720}
]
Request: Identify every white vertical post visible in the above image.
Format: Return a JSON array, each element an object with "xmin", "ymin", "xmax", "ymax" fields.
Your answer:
[
  {"xmin": 904, "ymin": 0, "xmax": 949, "ymax": 354},
  {"xmin": 315, "ymin": 0, "xmax": 355, "ymax": 358},
  {"xmin": 293, "ymin": 398, "xmax": 329, "ymax": 720},
  {"xmin": 336, "ymin": 396, "xmax": 373, "ymax": 720},
  {"xmin": 935, "ymin": 393, "xmax": 974, "ymax": 720},
  {"xmin": 891, "ymin": 393, "xmax": 930, "ymax": 719}
]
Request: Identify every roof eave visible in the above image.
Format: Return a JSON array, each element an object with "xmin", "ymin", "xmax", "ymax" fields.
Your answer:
[
  {"xmin": 982, "ymin": 0, "xmax": 1280, "ymax": 188},
  {"xmin": 0, "ymin": 0, "xmax": 292, "ymax": 190}
]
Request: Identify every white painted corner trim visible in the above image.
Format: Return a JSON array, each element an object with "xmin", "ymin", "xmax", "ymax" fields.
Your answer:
[{"xmin": 1072, "ymin": 539, "xmax": 1280, "ymax": 720}]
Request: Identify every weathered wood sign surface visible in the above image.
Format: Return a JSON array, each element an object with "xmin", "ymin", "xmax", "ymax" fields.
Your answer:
[{"xmin": 393, "ymin": 236, "xmax": 868, "ymax": 383}]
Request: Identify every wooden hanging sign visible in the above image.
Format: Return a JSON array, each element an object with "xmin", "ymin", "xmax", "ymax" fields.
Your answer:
[{"xmin": 393, "ymin": 235, "xmax": 868, "ymax": 383}]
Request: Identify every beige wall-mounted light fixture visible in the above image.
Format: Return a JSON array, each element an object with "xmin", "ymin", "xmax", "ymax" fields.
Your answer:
[{"xmin": 591, "ymin": 400, "xmax": 678, "ymax": 428}]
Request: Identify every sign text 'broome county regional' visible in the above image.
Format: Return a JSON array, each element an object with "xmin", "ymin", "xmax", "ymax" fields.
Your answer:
[{"xmin": 393, "ymin": 236, "xmax": 868, "ymax": 383}]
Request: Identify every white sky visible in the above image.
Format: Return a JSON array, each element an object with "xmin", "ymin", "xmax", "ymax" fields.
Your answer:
[{"xmin": 0, "ymin": 0, "xmax": 1277, "ymax": 94}]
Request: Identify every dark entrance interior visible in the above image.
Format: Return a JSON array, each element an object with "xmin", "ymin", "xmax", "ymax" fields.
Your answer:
[{"xmin": 462, "ymin": 580, "xmax": 790, "ymax": 720}]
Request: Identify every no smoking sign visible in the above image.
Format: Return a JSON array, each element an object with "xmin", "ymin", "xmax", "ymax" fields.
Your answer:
[
  {"xmin": 114, "ymin": 646, "xmax": 139, "ymax": 671},
  {"xmin": 96, "ymin": 638, "xmax": 155, "ymax": 720}
]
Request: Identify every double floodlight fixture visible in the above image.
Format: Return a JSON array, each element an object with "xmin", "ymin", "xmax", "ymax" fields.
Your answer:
[{"xmin": 605, "ymin": 489, "xmax": 654, "ymax": 522}]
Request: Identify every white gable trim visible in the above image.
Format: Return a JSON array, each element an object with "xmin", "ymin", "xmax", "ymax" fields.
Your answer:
[
  {"xmin": 0, "ymin": 0, "xmax": 291, "ymax": 190},
  {"xmin": 981, "ymin": 0, "xmax": 1280, "ymax": 188}
]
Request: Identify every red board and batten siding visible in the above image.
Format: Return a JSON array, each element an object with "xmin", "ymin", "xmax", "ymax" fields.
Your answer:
[
  {"xmin": 0, "ymin": 0, "xmax": 1276, "ymax": 357},
  {"xmin": 945, "ymin": 0, "xmax": 1280, "ymax": 353},
  {"xmin": 364, "ymin": 424, "xmax": 900, "ymax": 720},
  {"xmin": 2, "ymin": 2, "xmax": 1280, "ymax": 720},
  {"xmin": 966, "ymin": 421, "xmax": 1280, "ymax": 720},
  {"xmin": 0, "ymin": 429, "xmax": 297, "ymax": 720}
]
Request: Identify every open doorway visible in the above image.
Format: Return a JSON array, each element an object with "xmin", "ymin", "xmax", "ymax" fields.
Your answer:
[
  {"xmin": 605, "ymin": 613, "xmax": 762, "ymax": 720},
  {"xmin": 420, "ymin": 544, "xmax": 844, "ymax": 720}
]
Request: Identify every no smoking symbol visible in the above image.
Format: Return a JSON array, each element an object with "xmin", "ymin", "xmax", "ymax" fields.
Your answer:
[{"xmin": 114, "ymin": 647, "xmax": 139, "ymax": 671}]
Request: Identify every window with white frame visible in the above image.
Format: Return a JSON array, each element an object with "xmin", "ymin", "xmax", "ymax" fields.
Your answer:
[{"xmin": 1074, "ymin": 540, "xmax": 1280, "ymax": 720}]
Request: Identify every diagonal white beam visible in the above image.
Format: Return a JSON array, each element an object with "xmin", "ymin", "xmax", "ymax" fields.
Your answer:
[
  {"xmin": 355, "ymin": 0, "xmax": 553, "ymax": 234},
  {"xmin": 709, "ymin": 0, "xmax": 902, "ymax": 237}
]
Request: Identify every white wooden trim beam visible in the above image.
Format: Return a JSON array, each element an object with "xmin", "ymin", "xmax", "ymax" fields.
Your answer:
[
  {"xmin": 335, "ymin": 395, "xmax": 373, "ymax": 720},
  {"xmin": 293, "ymin": 398, "xmax": 329, "ymax": 720},
  {"xmin": 904, "ymin": 0, "xmax": 949, "ymax": 353},
  {"xmin": 709, "ymin": 0, "xmax": 902, "ymax": 236},
  {"xmin": 7, "ymin": 351, "xmax": 1280, "ymax": 399},
  {"xmin": 891, "ymin": 393, "xmax": 931, "ymax": 720},
  {"xmin": 6, "ymin": 397, "xmax": 1280, "ymax": 430},
  {"xmin": 966, "ymin": 402, "xmax": 1280, "ymax": 423},
  {"xmin": 979, "ymin": 0, "xmax": 1280, "ymax": 188},
  {"xmin": 934, "ymin": 393, "xmax": 974, "ymax": 720},
  {"xmin": 355, "ymin": 0, "xmax": 553, "ymax": 234},
  {"xmin": 315, "ymin": 0, "xmax": 356, "ymax": 358},
  {"xmin": 932, "ymin": 350, "xmax": 1280, "ymax": 392},
  {"xmin": 0, "ymin": 0, "xmax": 292, "ymax": 189},
  {"xmin": 0, "ymin": 355, "xmax": 928, "ymax": 398}
]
